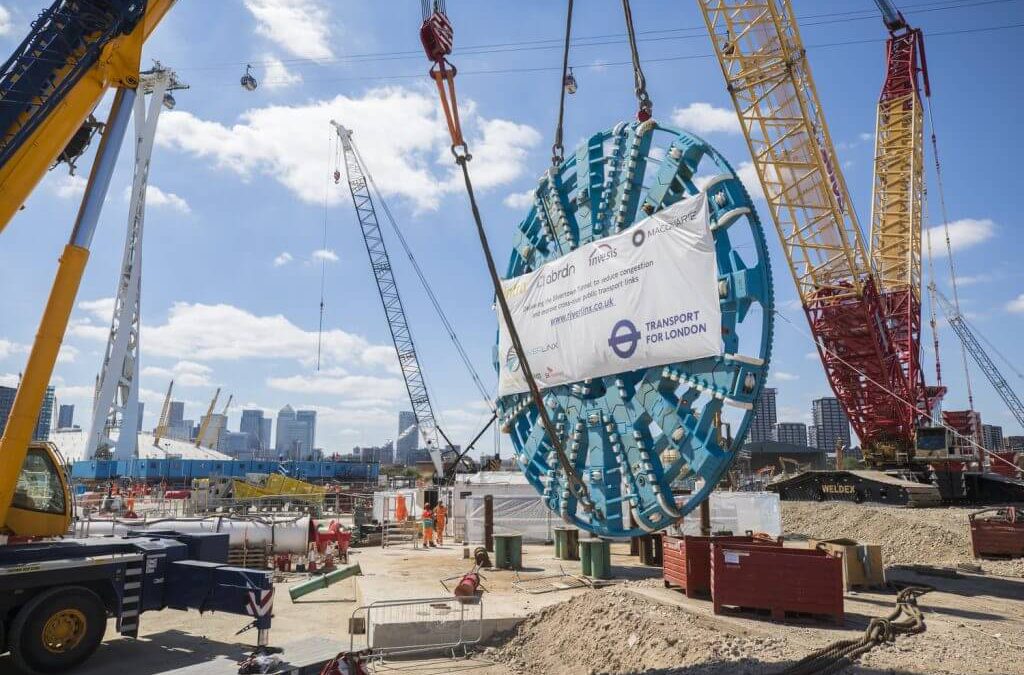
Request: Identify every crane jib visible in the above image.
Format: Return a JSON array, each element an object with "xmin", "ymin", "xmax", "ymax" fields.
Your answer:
[{"xmin": 0, "ymin": 0, "xmax": 146, "ymax": 169}]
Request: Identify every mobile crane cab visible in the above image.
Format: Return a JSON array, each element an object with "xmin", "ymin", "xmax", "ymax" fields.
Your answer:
[{"xmin": 6, "ymin": 443, "xmax": 71, "ymax": 540}]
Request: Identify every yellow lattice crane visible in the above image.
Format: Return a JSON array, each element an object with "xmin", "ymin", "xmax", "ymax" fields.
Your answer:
[
  {"xmin": 152, "ymin": 379, "xmax": 175, "ymax": 445},
  {"xmin": 696, "ymin": 0, "xmax": 938, "ymax": 465},
  {"xmin": 195, "ymin": 388, "xmax": 221, "ymax": 449}
]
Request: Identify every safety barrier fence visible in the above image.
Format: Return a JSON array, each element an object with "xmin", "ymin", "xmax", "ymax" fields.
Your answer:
[{"xmin": 349, "ymin": 596, "xmax": 483, "ymax": 657}]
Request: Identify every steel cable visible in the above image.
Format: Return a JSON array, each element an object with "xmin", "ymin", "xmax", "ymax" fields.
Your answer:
[
  {"xmin": 551, "ymin": 0, "xmax": 574, "ymax": 167},
  {"xmin": 620, "ymin": 0, "xmax": 652, "ymax": 120}
]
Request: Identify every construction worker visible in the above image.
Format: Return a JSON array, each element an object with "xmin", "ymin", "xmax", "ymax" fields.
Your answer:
[
  {"xmin": 421, "ymin": 505, "xmax": 436, "ymax": 548},
  {"xmin": 434, "ymin": 502, "xmax": 447, "ymax": 546}
]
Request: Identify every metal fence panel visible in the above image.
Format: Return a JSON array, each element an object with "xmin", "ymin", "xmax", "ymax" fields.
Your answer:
[{"xmin": 350, "ymin": 596, "xmax": 483, "ymax": 657}]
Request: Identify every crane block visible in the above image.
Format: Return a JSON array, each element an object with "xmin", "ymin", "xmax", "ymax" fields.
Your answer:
[{"xmin": 497, "ymin": 122, "xmax": 774, "ymax": 537}]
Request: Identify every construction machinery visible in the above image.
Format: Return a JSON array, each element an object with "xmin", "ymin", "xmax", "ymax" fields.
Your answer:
[
  {"xmin": 0, "ymin": 3, "xmax": 273, "ymax": 672},
  {"xmin": 932, "ymin": 284, "xmax": 1024, "ymax": 435},
  {"xmin": 152, "ymin": 380, "xmax": 175, "ymax": 445},
  {"xmin": 696, "ymin": 0, "xmax": 1024, "ymax": 505},
  {"xmin": 194, "ymin": 387, "xmax": 221, "ymax": 449},
  {"xmin": 331, "ymin": 121, "xmax": 494, "ymax": 481}
]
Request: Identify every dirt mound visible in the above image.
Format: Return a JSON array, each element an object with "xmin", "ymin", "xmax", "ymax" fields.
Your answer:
[
  {"xmin": 491, "ymin": 588, "xmax": 792, "ymax": 674},
  {"xmin": 782, "ymin": 502, "xmax": 1023, "ymax": 577}
]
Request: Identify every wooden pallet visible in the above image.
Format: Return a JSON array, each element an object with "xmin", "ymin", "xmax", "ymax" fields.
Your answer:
[
  {"xmin": 228, "ymin": 545, "xmax": 271, "ymax": 569},
  {"xmin": 714, "ymin": 603, "xmax": 845, "ymax": 626}
]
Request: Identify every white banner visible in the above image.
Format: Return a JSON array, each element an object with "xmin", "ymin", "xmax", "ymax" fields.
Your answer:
[{"xmin": 497, "ymin": 192, "xmax": 722, "ymax": 396}]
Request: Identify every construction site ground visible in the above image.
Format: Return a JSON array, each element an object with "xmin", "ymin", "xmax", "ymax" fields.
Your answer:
[{"xmin": 2, "ymin": 501, "xmax": 1019, "ymax": 674}]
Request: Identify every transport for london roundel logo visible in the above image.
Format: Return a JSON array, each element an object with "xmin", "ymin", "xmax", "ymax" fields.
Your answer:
[
  {"xmin": 608, "ymin": 319, "xmax": 641, "ymax": 359},
  {"xmin": 505, "ymin": 346, "xmax": 521, "ymax": 372}
]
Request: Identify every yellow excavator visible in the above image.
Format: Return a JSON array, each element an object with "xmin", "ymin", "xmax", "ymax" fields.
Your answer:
[{"xmin": 0, "ymin": 5, "xmax": 275, "ymax": 673}]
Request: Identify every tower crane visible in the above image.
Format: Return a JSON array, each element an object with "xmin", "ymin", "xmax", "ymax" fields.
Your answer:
[{"xmin": 331, "ymin": 122, "xmax": 454, "ymax": 477}]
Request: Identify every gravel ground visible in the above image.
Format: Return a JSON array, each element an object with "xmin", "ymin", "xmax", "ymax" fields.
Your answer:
[
  {"xmin": 476, "ymin": 500, "xmax": 1024, "ymax": 675},
  {"xmin": 490, "ymin": 587, "xmax": 794, "ymax": 674},
  {"xmin": 782, "ymin": 501, "xmax": 1024, "ymax": 577}
]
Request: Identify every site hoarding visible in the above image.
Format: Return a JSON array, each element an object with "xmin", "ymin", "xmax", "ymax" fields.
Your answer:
[{"xmin": 497, "ymin": 192, "xmax": 722, "ymax": 396}]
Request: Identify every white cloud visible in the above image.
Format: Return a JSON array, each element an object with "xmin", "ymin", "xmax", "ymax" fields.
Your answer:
[
  {"xmin": 0, "ymin": 6, "xmax": 11, "ymax": 36},
  {"xmin": 359, "ymin": 345, "xmax": 400, "ymax": 374},
  {"xmin": 72, "ymin": 310, "xmax": 108, "ymax": 348},
  {"xmin": 52, "ymin": 174, "xmax": 87, "ymax": 200},
  {"xmin": 1007, "ymin": 294, "xmax": 1024, "ymax": 314},
  {"xmin": 771, "ymin": 371, "xmax": 800, "ymax": 382},
  {"xmin": 0, "ymin": 339, "xmax": 28, "ymax": 361},
  {"xmin": 78, "ymin": 297, "xmax": 115, "ymax": 320},
  {"xmin": 312, "ymin": 248, "xmax": 339, "ymax": 263},
  {"xmin": 157, "ymin": 87, "xmax": 540, "ymax": 212},
  {"xmin": 736, "ymin": 162, "xmax": 764, "ymax": 201},
  {"xmin": 142, "ymin": 360, "xmax": 214, "ymax": 387},
  {"xmin": 55, "ymin": 384, "xmax": 95, "ymax": 400},
  {"xmin": 459, "ymin": 118, "xmax": 542, "ymax": 190},
  {"xmin": 263, "ymin": 54, "xmax": 303, "ymax": 90},
  {"xmin": 953, "ymin": 274, "xmax": 992, "ymax": 287},
  {"xmin": 273, "ymin": 252, "xmax": 294, "ymax": 267},
  {"xmin": 858, "ymin": 132, "xmax": 873, "ymax": 142},
  {"xmin": 0, "ymin": 373, "xmax": 18, "ymax": 387},
  {"xmin": 142, "ymin": 302, "xmax": 383, "ymax": 370},
  {"xmin": 925, "ymin": 218, "xmax": 995, "ymax": 256},
  {"xmin": 57, "ymin": 344, "xmax": 78, "ymax": 364},
  {"xmin": 243, "ymin": 0, "xmax": 333, "ymax": 60},
  {"xmin": 670, "ymin": 102, "xmax": 740, "ymax": 135},
  {"xmin": 147, "ymin": 185, "xmax": 191, "ymax": 213},
  {"xmin": 67, "ymin": 319, "xmax": 108, "ymax": 342},
  {"xmin": 123, "ymin": 184, "xmax": 191, "ymax": 214},
  {"xmin": 503, "ymin": 190, "xmax": 535, "ymax": 210}
]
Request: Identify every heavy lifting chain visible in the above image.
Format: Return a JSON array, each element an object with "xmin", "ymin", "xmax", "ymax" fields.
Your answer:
[
  {"xmin": 419, "ymin": 4, "xmax": 593, "ymax": 511},
  {"xmin": 781, "ymin": 586, "xmax": 932, "ymax": 675}
]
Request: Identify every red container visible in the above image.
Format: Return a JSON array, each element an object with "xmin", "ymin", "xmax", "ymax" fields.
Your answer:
[
  {"xmin": 710, "ymin": 543, "xmax": 844, "ymax": 624},
  {"xmin": 163, "ymin": 489, "xmax": 190, "ymax": 500},
  {"xmin": 663, "ymin": 533, "xmax": 780, "ymax": 598},
  {"xmin": 970, "ymin": 507, "xmax": 1024, "ymax": 558}
]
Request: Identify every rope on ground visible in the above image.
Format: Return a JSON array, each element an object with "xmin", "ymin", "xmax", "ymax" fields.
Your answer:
[{"xmin": 780, "ymin": 586, "xmax": 933, "ymax": 675}]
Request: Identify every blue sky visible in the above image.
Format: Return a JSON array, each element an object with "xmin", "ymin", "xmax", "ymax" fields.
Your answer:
[{"xmin": 1, "ymin": 0, "xmax": 1022, "ymax": 456}]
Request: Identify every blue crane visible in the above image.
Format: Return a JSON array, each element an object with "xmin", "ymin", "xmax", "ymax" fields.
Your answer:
[
  {"xmin": 931, "ymin": 283, "xmax": 1024, "ymax": 431},
  {"xmin": 331, "ymin": 122, "xmax": 455, "ymax": 477}
]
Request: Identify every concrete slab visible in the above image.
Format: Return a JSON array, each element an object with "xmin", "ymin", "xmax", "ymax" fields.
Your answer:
[
  {"xmin": 162, "ymin": 637, "xmax": 351, "ymax": 674},
  {"xmin": 349, "ymin": 542, "xmax": 662, "ymax": 650}
]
